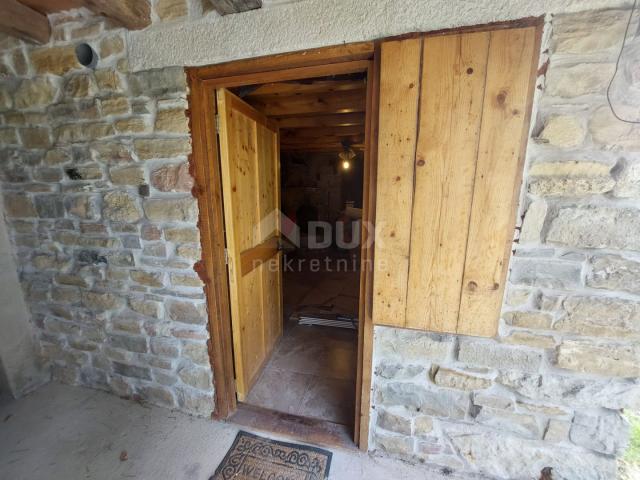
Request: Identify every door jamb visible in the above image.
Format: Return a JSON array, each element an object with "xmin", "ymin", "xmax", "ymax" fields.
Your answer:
[{"xmin": 186, "ymin": 41, "xmax": 377, "ymax": 450}]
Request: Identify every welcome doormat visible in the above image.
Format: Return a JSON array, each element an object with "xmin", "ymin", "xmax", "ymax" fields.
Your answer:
[{"xmin": 212, "ymin": 431, "xmax": 332, "ymax": 480}]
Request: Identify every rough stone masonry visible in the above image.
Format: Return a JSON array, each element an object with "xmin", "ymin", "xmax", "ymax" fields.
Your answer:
[
  {"xmin": 0, "ymin": 9, "xmax": 213, "ymax": 416},
  {"xmin": 0, "ymin": 3, "xmax": 638, "ymax": 480},
  {"xmin": 370, "ymin": 7, "xmax": 640, "ymax": 480}
]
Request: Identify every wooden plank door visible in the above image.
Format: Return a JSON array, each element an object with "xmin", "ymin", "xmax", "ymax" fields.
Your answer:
[
  {"xmin": 372, "ymin": 25, "xmax": 541, "ymax": 337},
  {"xmin": 216, "ymin": 88, "xmax": 283, "ymax": 401}
]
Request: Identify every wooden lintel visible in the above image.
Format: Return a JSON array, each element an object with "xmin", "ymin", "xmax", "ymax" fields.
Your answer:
[
  {"xmin": 209, "ymin": 0, "xmax": 262, "ymax": 16},
  {"xmin": 85, "ymin": 0, "xmax": 151, "ymax": 30},
  {"xmin": 0, "ymin": 0, "xmax": 51, "ymax": 44}
]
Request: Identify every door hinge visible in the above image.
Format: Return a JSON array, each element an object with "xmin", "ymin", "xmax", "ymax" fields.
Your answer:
[{"xmin": 215, "ymin": 113, "xmax": 220, "ymax": 134}]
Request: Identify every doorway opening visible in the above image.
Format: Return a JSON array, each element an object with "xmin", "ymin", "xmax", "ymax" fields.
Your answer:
[
  {"xmin": 233, "ymin": 73, "xmax": 366, "ymax": 428},
  {"xmin": 187, "ymin": 47, "xmax": 376, "ymax": 449}
]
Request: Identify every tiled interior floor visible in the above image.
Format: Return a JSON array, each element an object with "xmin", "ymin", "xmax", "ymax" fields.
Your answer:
[{"xmin": 245, "ymin": 263, "xmax": 359, "ymax": 425}]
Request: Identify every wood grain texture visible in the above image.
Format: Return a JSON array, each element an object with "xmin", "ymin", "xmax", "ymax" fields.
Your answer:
[
  {"xmin": 0, "ymin": 0, "xmax": 50, "ymax": 44},
  {"xmin": 457, "ymin": 26, "xmax": 539, "ymax": 337},
  {"xmin": 19, "ymin": 0, "xmax": 83, "ymax": 14},
  {"xmin": 208, "ymin": 0, "xmax": 261, "ymax": 16},
  {"xmin": 371, "ymin": 38, "xmax": 422, "ymax": 328},
  {"xmin": 405, "ymin": 32, "xmax": 489, "ymax": 333},
  {"xmin": 85, "ymin": 0, "xmax": 151, "ymax": 30},
  {"xmin": 216, "ymin": 88, "xmax": 282, "ymax": 400}
]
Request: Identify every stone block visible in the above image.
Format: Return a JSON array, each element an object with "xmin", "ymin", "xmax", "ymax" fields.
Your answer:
[
  {"xmin": 15, "ymin": 77, "xmax": 57, "ymax": 109},
  {"xmin": 570, "ymin": 410, "xmax": 628, "ymax": 455},
  {"xmin": 176, "ymin": 387, "xmax": 213, "ymax": 416},
  {"xmin": 175, "ymin": 244, "xmax": 200, "ymax": 260},
  {"xmin": 544, "ymin": 419, "xmax": 572, "ymax": 443},
  {"xmin": 99, "ymin": 34, "xmax": 125, "ymax": 58},
  {"xmin": 65, "ymin": 195, "xmax": 100, "ymax": 220},
  {"xmin": 109, "ymin": 334, "xmax": 148, "ymax": 353},
  {"xmin": 414, "ymin": 415, "xmax": 433, "ymax": 435},
  {"xmin": 537, "ymin": 115, "xmax": 585, "ymax": 148},
  {"xmin": 373, "ymin": 433, "xmax": 414, "ymax": 457},
  {"xmin": 20, "ymin": 127, "xmax": 51, "ymax": 149},
  {"xmin": 178, "ymin": 365, "xmax": 212, "ymax": 390},
  {"xmin": 554, "ymin": 295, "xmax": 640, "ymax": 338},
  {"xmin": 501, "ymin": 331, "xmax": 556, "ymax": 349},
  {"xmin": 82, "ymin": 291, "xmax": 124, "ymax": 311},
  {"xmin": 134, "ymin": 137, "xmax": 190, "ymax": 160},
  {"xmin": 433, "ymin": 368, "xmax": 492, "ymax": 391},
  {"xmin": 156, "ymin": 0, "xmax": 188, "ymax": 20},
  {"xmin": 553, "ymin": 9, "xmax": 629, "ymax": 55},
  {"xmin": 170, "ymin": 273, "xmax": 203, "ymax": 287},
  {"xmin": 4, "ymin": 193, "xmax": 36, "ymax": 217},
  {"xmin": 155, "ymin": 108, "xmax": 189, "ymax": 133},
  {"xmin": 181, "ymin": 342, "xmax": 209, "ymax": 366},
  {"xmin": 509, "ymin": 257, "xmax": 582, "ymax": 289},
  {"xmin": 587, "ymin": 254, "xmax": 640, "ymax": 295},
  {"xmin": 34, "ymin": 194, "xmax": 64, "ymax": 218},
  {"xmin": 376, "ymin": 382, "xmax": 468, "ymax": 419},
  {"xmin": 475, "ymin": 407, "xmax": 541, "ymax": 439},
  {"xmin": 457, "ymin": 339, "xmax": 542, "ymax": 373},
  {"xmin": 164, "ymin": 227, "xmax": 199, "ymax": 242},
  {"xmin": 110, "ymin": 165, "xmax": 145, "ymax": 185},
  {"xmin": 528, "ymin": 161, "xmax": 615, "ymax": 196},
  {"xmin": 64, "ymin": 74, "xmax": 97, "ymax": 98},
  {"xmin": 519, "ymin": 199, "xmax": 547, "ymax": 244},
  {"xmin": 130, "ymin": 269, "xmax": 164, "ymax": 287},
  {"xmin": 374, "ymin": 326, "xmax": 454, "ymax": 364},
  {"xmin": 546, "ymin": 206, "xmax": 640, "ymax": 251},
  {"xmin": 129, "ymin": 67, "xmax": 186, "ymax": 97},
  {"xmin": 129, "ymin": 297, "xmax": 162, "ymax": 318},
  {"xmin": 150, "ymin": 162, "xmax": 193, "ymax": 192},
  {"xmin": 503, "ymin": 310, "xmax": 552, "ymax": 330},
  {"xmin": 103, "ymin": 191, "xmax": 143, "ymax": 222},
  {"xmin": 31, "ymin": 45, "xmax": 79, "ymax": 75},
  {"xmin": 138, "ymin": 385, "xmax": 175, "ymax": 408},
  {"xmin": 150, "ymin": 337, "xmax": 180, "ymax": 358},
  {"xmin": 167, "ymin": 300, "xmax": 207, "ymax": 324},
  {"xmin": 143, "ymin": 197, "xmax": 198, "ymax": 222},
  {"xmin": 557, "ymin": 339, "xmax": 640, "ymax": 377},
  {"xmin": 374, "ymin": 363, "xmax": 425, "ymax": 380},
  {"xmin": 90, "ymin": 141, "xmax": 133, "ymax": 163},
  {"xmin": 115, "ymin": 117, "xmax": 151, "ymax": 134},
  {"xmin": 112, "ymin": 361, "xmax": 151, "ymax": 380},
  {"xmin": 546, "ymin": 62, "xmax": 615, "ymax": 97},
  {"xmin": 376, "ymin": 408, "xmax": 412, "ymax": 435},
  {"xmin": 100, "ymin": 96, "xmax": 130, "ymax": 116},
  {"xmin": 613, "ymin": 160, "xmax": 640, "ymax": 198},
  {"xmin": 589, "ymin": 106, "xmax": 640, "ymax": 150}
]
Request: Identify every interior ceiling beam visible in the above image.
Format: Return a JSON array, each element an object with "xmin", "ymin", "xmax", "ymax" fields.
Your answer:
[
  {"xmin": 246, "ymin": 79, "xmax": 365, "ymax": 97},
  {"xmin": 275, "ymin": 113, "xmax": 365, "ymax": 129},
  {"xmin": 84, "ymin": 0, "xmax": 151, "ymax": 30},
  {"xmin": 208, "ymin": 0, "xmax": 261, "ymax": 16},
  {"xmin": 281, "ymin": 144, "xmax": 365, "ymax": 152},
  {"xmin": 0, "ymin": 0, "xmax": 51, "ymax": 44},
  {"xmin": 281, "ymin": 125, "xmax": 365, "ymax": 139},
  {"xmin": 250, "ymin": 91, "xmax": 366, "ymax": 117}
]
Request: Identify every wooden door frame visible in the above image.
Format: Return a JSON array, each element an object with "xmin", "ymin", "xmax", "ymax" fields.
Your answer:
[{"xmin": 186, "ymin": 41, "xmax": 378, "ymax": 450}]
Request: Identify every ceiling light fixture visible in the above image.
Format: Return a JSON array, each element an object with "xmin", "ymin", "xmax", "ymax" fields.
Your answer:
[{"xmin": 339, "ymin": 146, "xmax": 356, "ymax": 172}]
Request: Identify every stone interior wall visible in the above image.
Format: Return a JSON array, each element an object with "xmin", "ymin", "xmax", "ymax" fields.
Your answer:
[
  {"xmin": 0, "ymin": 8, "xmax": 214, "ymax": 416},
  {"xmin": 369, "ymin": 8, "xmax": 640, "ymax": 480}
]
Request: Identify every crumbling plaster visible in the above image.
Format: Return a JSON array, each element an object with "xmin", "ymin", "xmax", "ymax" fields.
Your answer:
[{"xmin": 129, "ymin": 0, "xmax": 631, "ymax": 71}]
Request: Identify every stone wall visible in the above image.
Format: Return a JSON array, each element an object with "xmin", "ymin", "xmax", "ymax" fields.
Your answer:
[
  {"xmin": 369, "ymin": 8, "xmax": 640, "ymax": 479},
  {"xmin": 0, "ymin": 10, "xmax": 213, "ymax": 415}
]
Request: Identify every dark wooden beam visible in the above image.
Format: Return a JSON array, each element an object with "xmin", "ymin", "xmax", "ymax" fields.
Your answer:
[
  {"xmin": 250, "ymin": 90, "xmax": 366, "ymax": 117},
  {"xmin": 275, "ymin": 113, "xmax": 365, "ymax": 129},
  {"xmin": 281, "ymin": 125, "xmax": 365, "ymax": 139},
  {"xmin": 0, "ymin": 0, "xmax": 50, "ymax": 44},
  {"xmin": 85, "ymin": 0, "xmax": 151, "ymax": 30},
  {"xmin": 208, "ymin": 0, "xmax": 261, "ymax": 16},
  {"xmin": 19, "ymin": 0, "xmax": 84, "ymax": 14},
  {"xmin": 246, "ymin": 79, "xmax": 365, "ymax": 97}
]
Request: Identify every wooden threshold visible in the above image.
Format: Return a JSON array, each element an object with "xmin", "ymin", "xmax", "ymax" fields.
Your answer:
[{"xmin": 228, "ymin": 403, "xmax": 356, "ymax": 451}]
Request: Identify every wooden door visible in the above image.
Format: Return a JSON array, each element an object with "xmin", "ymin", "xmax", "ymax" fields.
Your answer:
[
  {"xmin": 216, "ymin": 88, "xmax": 283, "ymax": 401},
  {"xmin": 372, "ymin": 26, "xmax": 540, "ymax": 337}
]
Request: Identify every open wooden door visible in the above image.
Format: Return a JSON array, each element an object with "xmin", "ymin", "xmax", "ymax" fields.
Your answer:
[{"xmin": 216, "ymin": 88, "xmax": 283, "ymax": 402}]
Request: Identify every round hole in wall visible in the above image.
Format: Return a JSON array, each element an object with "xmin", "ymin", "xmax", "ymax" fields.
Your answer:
[{"xmin": 75, "ymin": 43, "xmax": 98, "ymax": 69}]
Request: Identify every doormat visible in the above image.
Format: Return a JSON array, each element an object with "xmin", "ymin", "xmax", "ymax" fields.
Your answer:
[{"xmin": 211, "ymin": 431, "xmax": 332, "ymax": 480}]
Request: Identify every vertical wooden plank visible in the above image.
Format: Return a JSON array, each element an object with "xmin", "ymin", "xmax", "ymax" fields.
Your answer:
[
  {"xmin": 405, "ymin": 32, "xmax": 490, "ymax": 332},
  {"xmin": 458, "ymin": 27, "xmax": 539, "ymax": 337},
  {"xmin": 371, "ymin": 38, "xmax": 422, "ymax": 328}
]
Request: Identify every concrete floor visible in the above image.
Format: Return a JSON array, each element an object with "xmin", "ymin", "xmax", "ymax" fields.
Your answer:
[{"xmin": 0, "ymin": 383, "xmax": 455, "ymax": 480}]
